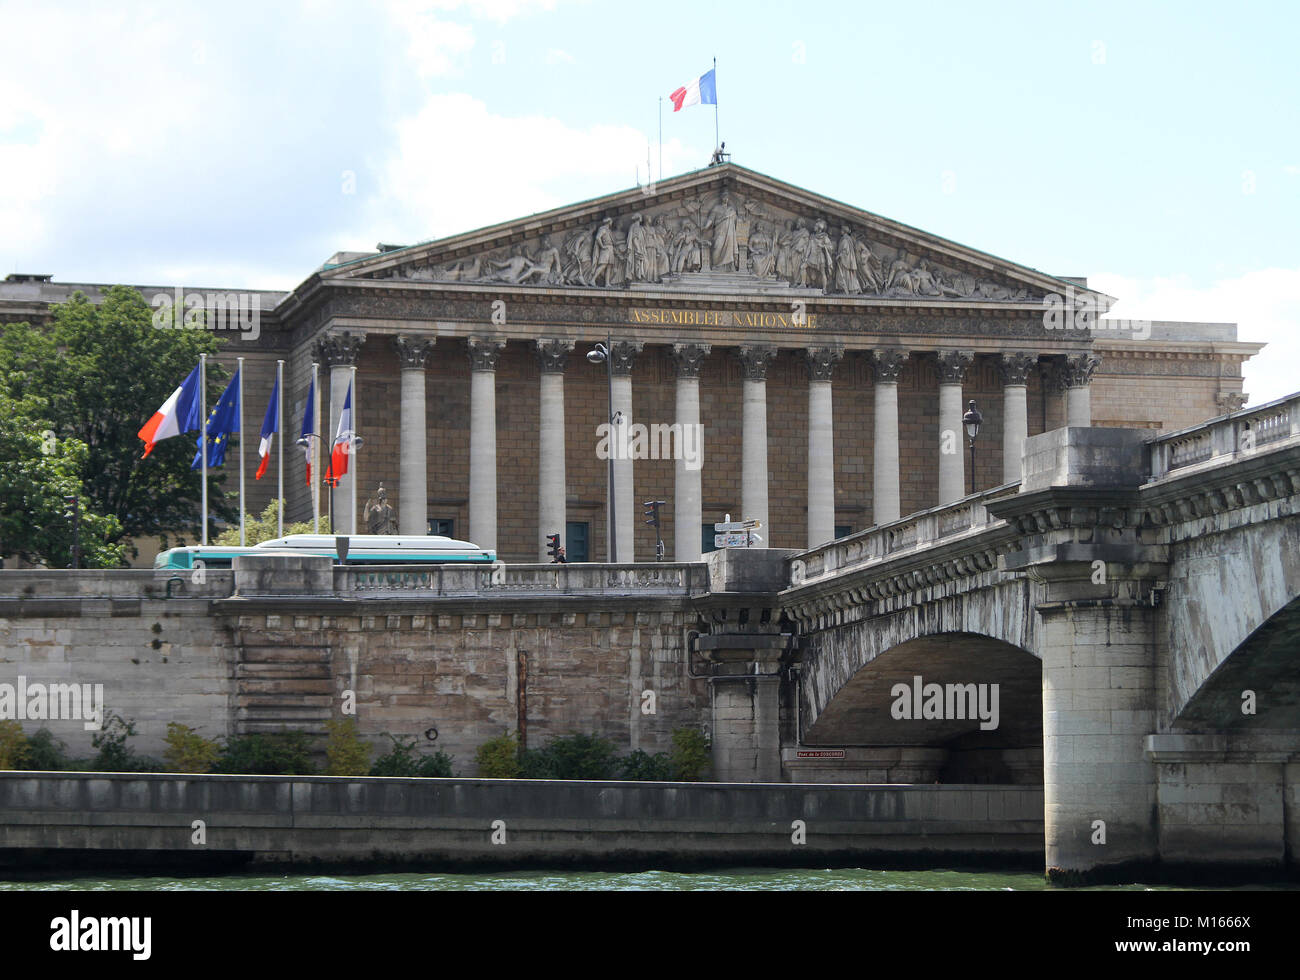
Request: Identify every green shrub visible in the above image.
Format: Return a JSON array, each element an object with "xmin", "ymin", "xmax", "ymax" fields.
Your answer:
[
  {"xmin": 523, "ymin": 733, "xmax": 617, "ymax": 780},
  {"xmin": 20, "ymin": 729, "xmax": 69, "ymax": 771},
  {"xmin": 216, "ymin": 731, "xmax": 317, "ymax": 775},
  {"xmin": 163, "ymin": 723, "xmax": 222, "ymax": 774},
  {"xmin": 670, "ymin": 727, "xmax": 711, "ymax": 781},
  {"xmin": 90, "ymin": 714, "xmax": 161, "ymax": 772},
  {"xmin": 0, "ymin": 721, "xmax": 28, "ymax": 769},
  {"xmin": 474, "ymin": 732, "xmax": 521, "ymax": 778},
  {"xmin": 618, "ymin": 748, "xmax": 674, "ymax": 781},
  {"xmin": 324, "ymin": 718, "xmax": 372, "ymax": 776},
  {"xmin": 369, "ymin": 735, "xmax": 453, "ymax": 777}
]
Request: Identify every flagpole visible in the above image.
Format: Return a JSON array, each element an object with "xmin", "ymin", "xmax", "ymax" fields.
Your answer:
[
  {"xmin": 200, "ymin": 353, "xmax": 208, "ymax": 546},
  {"xmin": 713, "ymin": 56, "xmax": 719, "ymax": 153},
  {"xmin": 311, "ymin": 361, "xmax": 320, "ymax": 533},
  {"xmin": 237, "ymin": 356, "xmax": 246, "ymax": 547},
  {"xmin": 658, "ymin": 96, "xmax": 662, "ymax": 181},
  {"xmin": 276, "ymin": 359, "xmax": 284, "ymax": 538},
  {"xmin": 349, "ymin": 364, "xmax": 358, "ymax": 537}
]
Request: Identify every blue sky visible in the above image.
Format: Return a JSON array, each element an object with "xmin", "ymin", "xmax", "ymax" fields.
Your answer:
[{"xmin": 2, "ymin": 0, "xmax": 1297, "ymax": 401}]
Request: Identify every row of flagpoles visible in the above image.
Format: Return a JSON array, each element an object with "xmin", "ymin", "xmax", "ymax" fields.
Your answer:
[{"xmin": 136, "ymin": 357, "xmax": 358, "ymax": 544}]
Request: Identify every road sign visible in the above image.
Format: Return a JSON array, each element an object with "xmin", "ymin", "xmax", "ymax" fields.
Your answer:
[
  {"xmin": 714, "ymin": 532, "xmax": 751, "ymax": 548},
  {"xmin": 714, "ymin": 520, "xmax": 761, "ymax": 532}
]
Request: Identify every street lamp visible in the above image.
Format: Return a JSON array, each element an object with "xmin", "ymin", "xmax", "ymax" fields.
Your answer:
[
  {"xmin": 962, "ymin": 399, "xmax": 983, "ymax": 496},
  {"xmin": 63, "ymin": 494, "xmax": 80, "ymax": 569},
  {"xmin": 587, "ymin": 336, "xmax": 618, "ymax": 562}
]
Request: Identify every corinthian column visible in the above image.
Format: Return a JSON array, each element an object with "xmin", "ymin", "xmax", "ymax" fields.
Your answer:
[
  {"xmin": 737, "ymin": 346, "xmax": 777, "ymax": 530},
  {"xmin": 313, "ymin": 330, "xmax": 366, "ymax": 534},
  {"xmin": 536, "ymin": 339, "xmax": 573, "ymax": 560},
  {"xmin": 1060, "ymin": 353, "xmax": 1101, "ymax": 427},
  {"xmin": 870, "ymin": 349, "xmax": 908, "ymax": 525},
  {"xmin": 937, "ymin": 350, "xmax": 973, "ymax": 505},
  {"xmin": 805, "ymin": 347, "xmax": 843, "ymax": 548},
  {"xmin": 468, "ymin": 338, "xmax": 504, "ymax": 551},
  {"xmin": 610, "ymin": 341, "xmax": 642, "ymax": 562},
  {"xmin": 998, "ymin": 352, "xmax": 1036, "ymax": 486},
  {"xmin": 393, "ymin": 336, "xmax": 435, "ymax": 535},
  {"xmin": 672, "ymin": 343, "xmax": 710, "ymax": 561}
]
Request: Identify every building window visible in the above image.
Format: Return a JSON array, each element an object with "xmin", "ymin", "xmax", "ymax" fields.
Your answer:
[
  {"xmin": 566, "ymin": 522, "xmax": 589, "ymax": 562},
  {"xmin": 835, "ymin": 524, "xmax": 852, "ymax": 539},
  {"xmin": 429, "ymin": 518, "xmax": 454, "ymax": 537},
  {"xmin": 702, "ymin": 523, "xmax": 717, "ymax": 554}
]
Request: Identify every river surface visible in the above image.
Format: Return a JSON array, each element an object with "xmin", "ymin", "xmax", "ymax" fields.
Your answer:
[{"xmin": 2, "ymin": 867, "xmax": 1294, "ymax": 891}]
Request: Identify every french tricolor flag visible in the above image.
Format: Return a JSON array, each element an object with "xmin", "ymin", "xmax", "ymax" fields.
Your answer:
[
  {"xmin": 137, "ymin": 363, "xmax": 202, "ymax": 459},
  {"xmin": 255, "ymin": 373, "xmax": 279, "ymax": 480},
  {"xmin": 669, "ymin": 68, "xmax": 717, "ymax": 112}
]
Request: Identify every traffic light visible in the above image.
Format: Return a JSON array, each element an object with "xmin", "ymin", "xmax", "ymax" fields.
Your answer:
[
  {"xmin": 643, "ymin": 499, "xmax": 664, "ymax": 527},
  {"xmin": 546, "ymin": 533, "xmax": 560, "ymax": 560}
]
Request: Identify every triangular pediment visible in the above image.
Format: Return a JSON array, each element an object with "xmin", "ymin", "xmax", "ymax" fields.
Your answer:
[{"xmin": 327, "ymin": 164, "xmax": 1111, "ymax": 309}]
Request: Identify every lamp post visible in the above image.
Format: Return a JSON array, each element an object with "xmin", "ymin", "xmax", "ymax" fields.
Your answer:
[
  {"xmin": 963, "ymin": 399, "xmax": 983, "ymax": 497},
  {"xmin": 587, "ymin": 335, "xmax": 618, "ymax": 562}
]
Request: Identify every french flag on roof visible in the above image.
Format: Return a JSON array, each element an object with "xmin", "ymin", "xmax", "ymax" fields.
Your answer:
[{"xmin": 669, "ymin": 68, "xmax": 717, "ymax": 112}]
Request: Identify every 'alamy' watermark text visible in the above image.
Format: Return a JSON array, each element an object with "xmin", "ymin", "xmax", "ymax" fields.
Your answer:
[
  {"xmin": 0, "ymin": 676, "xmax": 104, "ymax": 730},
  {"xmin": 890, "ymin": 675, "xmax": 999, "ymax": 731}
]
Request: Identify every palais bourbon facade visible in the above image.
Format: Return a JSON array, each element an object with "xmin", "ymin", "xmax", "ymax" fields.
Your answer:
[{"xmin": 0, "ymin": 164, "xmax": 1262, "ymax": 560}]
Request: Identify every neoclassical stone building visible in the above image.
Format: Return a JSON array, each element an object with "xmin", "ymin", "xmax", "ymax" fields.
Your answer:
[{"xmin": 1, "ymin": 164, "xmax": 1262, "ymax": 561}]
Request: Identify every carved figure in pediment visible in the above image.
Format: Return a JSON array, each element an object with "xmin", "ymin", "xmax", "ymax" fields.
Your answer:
[
  {"xmin": 625, "ymin": 214, "xmax": 649, "ymax": 282},
  {"xmin": 912, "ymin": 259, "xmax": 944, "ymax": 297},
  {"xmin": 749, "ymin": 220, "xmax": 776, "ymax": 278},
  {"xmin": 802, "ymin": 219, "xmax": 835, "ymax": 291},
  {"xmin": 563, "ymin": 226, "xmax": 594, "ymax": 285},
  {"xmin": 857, "ymin": 240, "xmax": 884, "ymax": 293},
  {"xmin": 885, "ymin": 252, "xmax": 918, "ymax": 295},
  {"xmin": 670, "ymin": 216, "xmax": 706, "ymax": 274},
  {"xmin": 441, "ymin": 255, "xmax": 483, "ymax": 282},
  {"xmin": 648, "ymin": 216, "xmax": 670, "ymax": 281},
  {"xmin": 940, "ymin": 271, "xmax": 978, "ymax": 298},
  {"xmin": 791, "ymin": 219, "xmax": 814, "ymax": 287},
  {"xmin": 590, "ymin": 217, "xmax": 617, "ymax": 287},
  {"xmin": 487, "ymin": 247, "xmax": 547, "ymax": 284},
  {"xmin": 704, "ymin": 189, "xmax": 740, "ymax": 271},
  {"xmin": 775, "ymin": 220, "xmax": 797, "ymax": 281},
  {"xmin": 536, "ymin": 235, "xmax": 563, "ymax": 284},
  {"xmin": 834, "ymin": 226, "xmax": 861, "ymax": 294}
]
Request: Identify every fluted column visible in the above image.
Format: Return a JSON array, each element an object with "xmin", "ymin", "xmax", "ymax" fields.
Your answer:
[
  {"xmin": 313, "ymin": 330, "xmax": 366, "ymax": 534},
  {"xmin": 468, "ymin": 338, "xmax": 505, "ymax": 551},
  {"xmin": 870, "ymin": 350, "xmax": 907, "ymax": 525},
  {"xmin": 998, "ymin": 352, "xmax": 1036, "ymax": 486},
  {"xmin": 393, "ymin": 335, "xmax": 434, "ymax": 535},
  {"xmin": 737, "ymin": 346, "xmax": 776, "ymax": 529},
  {"xmin": 672, "ymin": 343, "xmax": 710, "ymax": 562},
  {"xmin": 536, "ymin": 339, "xmax": 573, "ymax": 560},
  {"xmin": 937, "ymin": 350, "xmax": 973, "ymax": 504},
  {"xmin": 1060, "ymin": 353, "xmax": 1100, "ymax": 427},
  {"xmin": 805, "ymin": 347, "xmax": 843, "ymax": 548},
  {"xmin": 610, "ymin": 341, "xmax": 642, "ymax": 562}
]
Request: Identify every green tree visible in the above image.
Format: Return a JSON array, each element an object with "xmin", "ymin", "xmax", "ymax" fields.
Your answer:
[
  {"xmin": 0, "ymin": 390, "xmax": 125, "ymax": 567},
  {"xmin": 0, "ymin": 286, "xmax": 235, "ymax": 551},
  {"xmin": 214, "ymin": 501, "xmax": 329, "ymax": 545}
]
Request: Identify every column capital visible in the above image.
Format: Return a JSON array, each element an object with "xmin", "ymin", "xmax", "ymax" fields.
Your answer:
[
  {"xmin": 997, "ymin": 351, "xmax": 1038, "ymax": 387},
  {"xmin": 609, "ymin": 340, "xmax": 643, "ymax": 376},
  {"xmin": 468, "ymin": 336, "xmax": 506, "ymax": 372},
  {"xmin": 671, "ymin": 342, "xmax": 712, "ymax": 379},
  {"xmin": 870, "ymin": 348, "xmax": 909, "ymax": 383},
  {"xmin": 805, "ymin": 346, "xmax": 844, "ymax": 382},
  {"xmin": 313, "ymin": 330, "xmax": 366, "ymax": 367},
  {"xmin": 393, "ymin": 334, "xmax": 435, "ymax": 370},
  {"xmin": 737, "ymin": 345, "xmax": 777, "ymax": 381},
  {"xmin": 1057, "ymin": 352, "xmax": 1101, "ymax": 389},
  {"xmin": 936, "ymin": 349, "xmax": 974, "ymax": 385},
  {"xmin": 535, "ymin": 338, "xmax": 574, "ymax": 374}
]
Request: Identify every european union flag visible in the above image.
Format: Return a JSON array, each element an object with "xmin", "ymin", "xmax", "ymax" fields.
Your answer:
[{"xmin": 192, "ymin": 368, "xmax": 241, "ymax": 469}]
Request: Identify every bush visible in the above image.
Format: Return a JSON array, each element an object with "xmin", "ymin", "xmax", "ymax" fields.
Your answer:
[
  {"xmin": 369, "ymin": 735, "xmax": 453, "ymax": 777},
  {"xmin": 163, "ymin": 723, "xmax": 222, "ymax": 774},
  {"xmin": 216, "ymin": 731, "xmax": 317, "ymax": 775},
  {"xmin": 324, "ymin": 718, "xmax": 372, "ymax": 776},
  {"xmin": 522, "ymin": 733, "xmax": 617, "ymax": 780},
  {"xmin": 618, "ymin": 748, "xmax": 674, "ymax": 781},
  {"xmin": 474, "ymin": 732, "xmax": 521, "ymax": 778},
  {"xmin": 90, "ymin": 714, "xmax": 162, "ymax": 772},
  {"xmin": 0, "ymin": 721, "xmax": 28, "ymax": 769},
  {"xmin": 670, "ymin": 727, "xmax": 711, "ymax": 781},
  {"xmin": 20, "ymin": 728, "xmax": 70, "ymax": 771}
]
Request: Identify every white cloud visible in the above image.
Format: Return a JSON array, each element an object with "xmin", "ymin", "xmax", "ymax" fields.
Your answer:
[
  {"xmin": 359, "ymin": 93, "xmax": 702, "ymax": 245},
  {"xmin": 544, "ymin": 47, "xmax": 576, "ymax": 64},
  {"xmin": 1092, "ymin": 268, "xmax": 1300, "ymax": 407}
]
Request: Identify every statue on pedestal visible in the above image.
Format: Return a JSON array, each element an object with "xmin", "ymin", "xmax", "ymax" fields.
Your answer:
[{"xmin": 364, "ymin": 484, "xmax": 396, "ymax": 535}]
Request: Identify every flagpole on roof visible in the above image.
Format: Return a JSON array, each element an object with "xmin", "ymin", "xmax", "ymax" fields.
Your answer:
[
  {"xmin": 349, "ymin": 365, "xmax": 358, "ymax": 537},
  {"xmin": 311, "ymin": 361, "xmax": 320, "ymax": 533},
  {"xmin": 238, "ymin": 356, "xmax": 246, "ymax": 547},
  {"xmin": 713, "ymin": 56, "xmax": 719, "ymax": 153},
  {"xmin": 277, "ymin": 359, "xmax": 284, "ymax": 538},
  {"xmin": 200, "ymin": 353, "xmax": 208, "ymax": 545},
  {"xmin": 658, "ymin": 96, "xmax": 663, "ymax": 182}
]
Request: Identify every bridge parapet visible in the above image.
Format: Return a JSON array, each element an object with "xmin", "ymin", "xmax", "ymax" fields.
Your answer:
[{"xmin": 1149, "ymin": 391, "xmax": 1300, "ymax": 481}]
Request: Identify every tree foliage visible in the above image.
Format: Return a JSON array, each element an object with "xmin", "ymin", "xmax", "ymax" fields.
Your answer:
[
  {"xmin": 0, "ymin": 286, "xmax": 236, "ymax": 552},
  {"xmin": 214, "ymin": 501, "xmax": 329, "ymax": 546}
]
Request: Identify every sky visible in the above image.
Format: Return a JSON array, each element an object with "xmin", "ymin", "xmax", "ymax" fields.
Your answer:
[{"xmin": 2, "ymin": 0, "xmax": 1297, "ymax": 403}]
